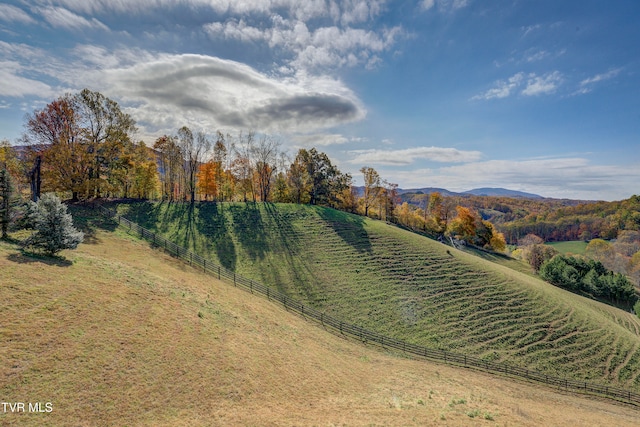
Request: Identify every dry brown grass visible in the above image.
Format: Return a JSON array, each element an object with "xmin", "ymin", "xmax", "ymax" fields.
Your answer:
[{"xmin": 1, "ymin": 231, "xmax": 638, "ymax": 426}]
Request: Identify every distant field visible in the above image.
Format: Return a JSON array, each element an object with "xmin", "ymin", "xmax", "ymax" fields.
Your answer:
[
  {"xmin": 546, "ymin": 240, "xmax": 588, "ymax": 255},
  {"xmin": 114, "ymin": 201, "xmax": 640, "ymax": 391},
  {"xmin": 4, "ymin": 212, "xmax": 640, "ymax": 425}
]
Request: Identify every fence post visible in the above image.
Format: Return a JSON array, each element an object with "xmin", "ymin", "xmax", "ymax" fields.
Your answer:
[
  {"xmin": 203, "ymin": 258, "xmax": 206, "ymax": 272},
  {"xmin": 218, "ymin": 266, "xmax": 221, "ymax": 280},
  {"xmin": 233, "ymin": 273, "xmax": 236, "ymax": 286},
  {"xmin": 250, "ymin": 281, "xmax": 253, "ymax": 293},
  {"xmin": 320, "ymin": 312, "xmax": 324, "ymax": 326},
  {"xmin": 267, "ymin": 287, "xmax": 270, "ymax": 300}
]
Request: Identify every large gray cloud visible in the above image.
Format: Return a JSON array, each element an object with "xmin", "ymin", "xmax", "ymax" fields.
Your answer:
[{"xmin": 96, "ymin": 53, "xmax": 365, "ymax": 136}]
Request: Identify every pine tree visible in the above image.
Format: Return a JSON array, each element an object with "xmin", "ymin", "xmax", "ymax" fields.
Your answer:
[{"xmin": 22, "ymin": 193, "xmax": 84, "ymax": 255}]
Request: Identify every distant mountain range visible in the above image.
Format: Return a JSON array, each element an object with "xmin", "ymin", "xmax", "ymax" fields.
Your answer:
[{"xmin": 396, "ymin": 187, "xmax": 544, "ymax": 199}]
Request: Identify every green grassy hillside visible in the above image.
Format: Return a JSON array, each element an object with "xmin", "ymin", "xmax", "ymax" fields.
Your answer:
[
  {"xmin": 546, "ymin": 240, "xmax": 588, "ymax": 255},
  {"xmin": 5, "ymin": 213, "xmax": 640, "ymax": 425},
  {"xmin": 114, "ymin": 201, "xmax": 640, "ymax": 391}
]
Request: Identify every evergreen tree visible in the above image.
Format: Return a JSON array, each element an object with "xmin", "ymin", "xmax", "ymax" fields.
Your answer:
[{"xmin": 22, "ymin": 193, "xmax": 84, "ymax": 255}]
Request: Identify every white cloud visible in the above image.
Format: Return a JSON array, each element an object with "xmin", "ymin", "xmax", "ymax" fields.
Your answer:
[
  {"xmin": 29, "ymin": 0, "xmax": 386, "ymax": 24},
  {"xmin": 35, "ymin": 6, "xmax": 109, "ymax": 31},
  {"xmin": 348, "ymin": 146, "xmax": 482, "ymax": 165},
  {"xmin": 76, "ymin": 53, "xmax": 366, "ymax": 137},
  {"xmin": 389, "ymin": 157, "xmax": 640, "ymax": 201},
  {"xmin": 472, "ymin": 72, "xmax": 524, "ymax": 100},
  {"xmin": 420, "ymin": 0, "xmax": 436, "ymax": 11},
  {"xmin": 521, "ymin": 24, "xmax": 541, "ymax": 37},
  {"xmin": 419, "ymin": 0, "xmax": 469, "ymax": 13},
  {"xmin": 580, "ymin": 68, "xmax": 622, "ymax": 87},
  {"xmin": 293, "ymin": 133, "xmax": 353, "ymax": 147},
  {"xmin": 205, "ymin": 16, "xmax": 404, "ymax": 72},
  {"xmin": 525, "ymin": 50, "xmax": 548, "ymax": 62},
  {"xmin": 522, "ymin": 71, "xmax": 562, "ymax": 96},
  {"xmin": 474, "ymin": 71, "xmax": 562, "ymax": 100},
  {"xmin": 0, "ymin": 62, "xmax": 55, "ymax": 97},
  {"xmin": 0, "ymin": 4, "xmax": 35, "ymax": 24}
]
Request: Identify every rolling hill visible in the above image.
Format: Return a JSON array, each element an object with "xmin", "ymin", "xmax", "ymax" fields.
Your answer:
[
  {"xmin": 113, "ymin": 201, "xmax": 640, "ymax": 392},
  {"xmin": 1, "ymin": 209, "xmax": 639, "ymax": 425}
]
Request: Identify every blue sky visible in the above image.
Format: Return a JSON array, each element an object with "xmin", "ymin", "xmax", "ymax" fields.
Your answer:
[{"xmin": 0, "ymin": 0, "xmax": 639, "ymax": 200}]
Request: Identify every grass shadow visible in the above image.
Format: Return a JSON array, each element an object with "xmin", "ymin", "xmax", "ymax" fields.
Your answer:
[
  {"xmin": 195, "ymin": 202, "xmax": 236, "ymax": 272},
  {"xmin": 7, "ymin": 251, "xmax": 73, "ymax": 267},
  {"xmin": 316, "ymin": 206, "xmax": 372, "ymax": 253},
  {"xmin": 67, "ymin": 204, "xmax": 119, "ymax": 245},
  {"xmin": 113, "ymin": 199, "xmax": 162, "ymax": 231},
  {"xmin": 228, "ymin": 202, "xmax": 267, "ymax": 261}
]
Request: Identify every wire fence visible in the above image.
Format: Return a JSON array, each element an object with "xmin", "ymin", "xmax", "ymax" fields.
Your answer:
[{"xmin": 92, "ymin": 202, "xmax": 640, "ymax": 407}]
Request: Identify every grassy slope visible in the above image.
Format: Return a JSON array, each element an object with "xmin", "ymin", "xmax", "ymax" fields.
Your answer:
[
  {"xmin": 1, "ymin": 215, "xmax": 639, "ymax": 425},
  {"xmin": 116, "ymin": 201, "xmax": 640, "ymax": 391},
  {"xmin": 547, "ymin": 240, "xmax": 589, "ymax": 255}
]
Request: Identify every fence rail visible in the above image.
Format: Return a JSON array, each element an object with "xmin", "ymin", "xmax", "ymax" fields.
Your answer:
[{"xmin": 92, "ymin": 203, "xmax": 640, "ymax": 407}]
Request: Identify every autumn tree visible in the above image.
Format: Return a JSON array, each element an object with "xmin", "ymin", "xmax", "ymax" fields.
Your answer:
[
  {"xmin": 77, "ymin": 89, "xmax": 136, "ymax": 198},
  {"xmin": 360, "ymin": 166, "xmax": 381, "ymax": 217},
  {"xmin": 197, "ymin": 161, "xmax": 220, "ymax": 201},
  {"xmin": 24, "ymin": 95, "xmax": 87, "ymax": 200},
  {"xmin": 585, "ymin": 239, "xmax": 616, "ymax": 264},
  {"xmin": 427, "ymin": 192, "xmax": 452, "ymax": 234},
  {"xmin": 526, "ymin": 244, "xmax": 558, "ymax": 273},
  {"xmin": 448, "ymin": 206, "xmax": 478, "ymax": 242},
  {"xmin": 130, "ymin": 142, "xmax": 159, "ymax": 199},
  {"xmin": 287, "ymin": 152, "xmax": 312, "ymax": 204},
  {"xmin": 380, "ymin": 180, "xmax": 398, "ymax": 222},
  {"xmin": 476, "ymin": 220, "xmax": 507, "ymax": 252},
  {"xmin": 23, "ymin": 89, "xmax": 136, "ymax": 200}
]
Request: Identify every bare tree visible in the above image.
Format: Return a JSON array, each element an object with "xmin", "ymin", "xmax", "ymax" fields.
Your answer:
[
  {"xmin": 178, "ymin": 127, "xmax": 210, "ymax": 203},
  {"xmin": 232, "ymin": 131, "xmax": 256, "ymax": 202},
  {"xmin": 252, "ymin": 135, "xmax": 281, "ymax": 202}
]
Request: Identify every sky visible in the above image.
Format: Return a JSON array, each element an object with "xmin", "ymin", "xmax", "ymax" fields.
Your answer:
[{"xmin": 0, "ymin": 0, "xmax": 639, "ymax": 201}]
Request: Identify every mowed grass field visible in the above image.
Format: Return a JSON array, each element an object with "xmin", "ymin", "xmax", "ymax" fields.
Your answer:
[
  {"xmin": 546, "ymin": 240, "xmax": 588, "ymax": 255},
  {"xmin": 115, "ymin": 201, "xmax": 640, "ymax": 391},
  {"xmin": 1, "ymin": 214, "xmax": 639, "ymax": 425}
]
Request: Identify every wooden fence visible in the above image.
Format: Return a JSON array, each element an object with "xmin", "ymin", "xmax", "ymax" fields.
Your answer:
[{"xmin": 92, "ymin": 203, "xmax": 640, "ymax": 407}]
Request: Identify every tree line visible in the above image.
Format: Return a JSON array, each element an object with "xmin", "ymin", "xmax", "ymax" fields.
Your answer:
[{"xmin": 1, "ymin": 89, "xmax": 506, "ymax": 253}]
